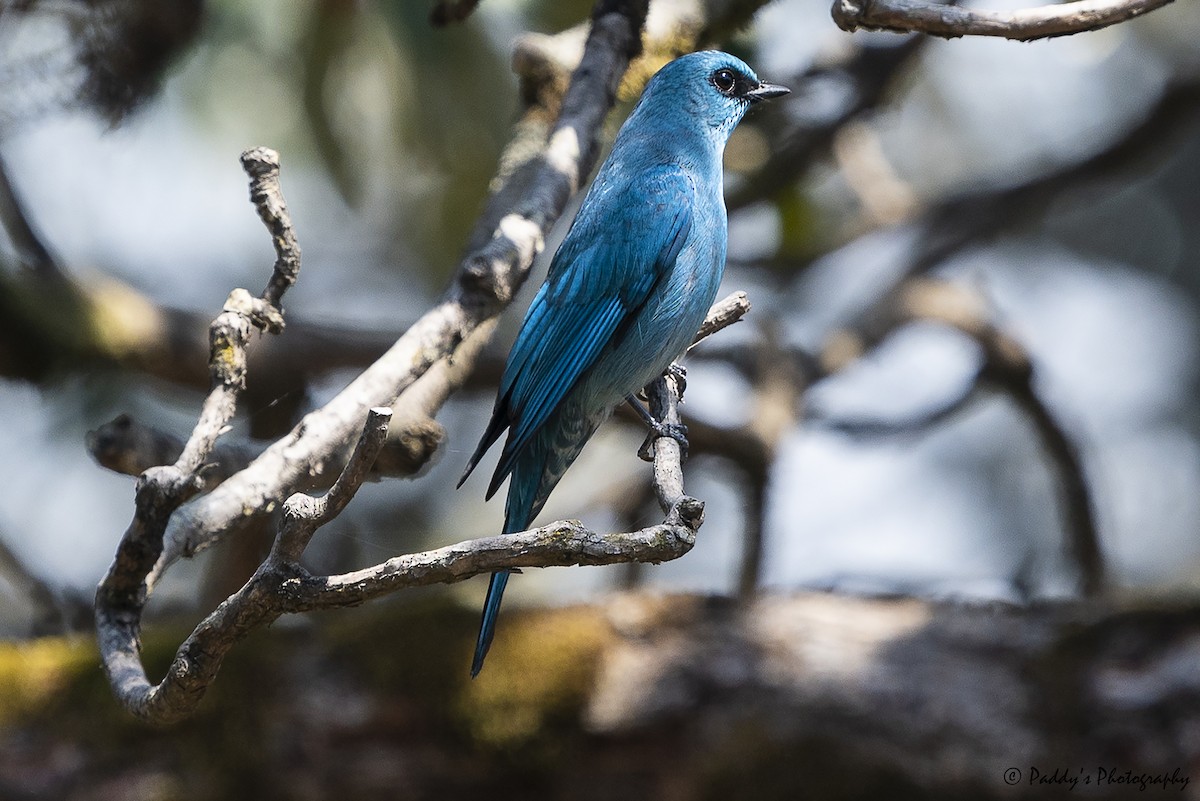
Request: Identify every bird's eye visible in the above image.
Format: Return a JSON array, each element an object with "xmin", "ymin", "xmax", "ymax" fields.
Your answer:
[{"xmin": 711, "ymin": 68, "xmax": 736, "ymax": 96}]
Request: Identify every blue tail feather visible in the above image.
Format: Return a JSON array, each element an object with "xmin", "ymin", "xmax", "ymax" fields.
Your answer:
[{"xmin": 470, "ymin": 569, "xmax": 510, "ymax": 677}]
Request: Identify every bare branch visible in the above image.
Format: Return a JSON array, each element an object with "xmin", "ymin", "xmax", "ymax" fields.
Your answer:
[
  {"xmin": 646, "ymin": 370, "xmax": 696, "ymax": 524},
  {"xmin": 272, "ymin": 407, "xmax": 393, "ymax": 563},
  {"xmin": 95, "ymin": 147, "xmax": 302, "ymax": 722},
  {"xmin": 285, "ymin": 515, "xmax": 698, "ymax": 612},
  {"xmin": 96, "ymin": 281, "xmax": 739, "ymax": 723},
  {"xmin": 242, "ymin": 147, "xmax": 301, "ymax": 313},
  {"xmin": 98, "ymin": 403, "xmax": 394, "ymax": 724},
  {"xmin": 832, "ymin": 0, "xmax": 1176, "ymax": 41},
  {"xmin": 97, "ymin": 307, "xmax": 722, "ymax": 723},
  {"xmin": 689, "ymin": 290, "xmax": 751, "ymax": 349},
  {"xmin": 115, "ymin": 506, "xmax": 697, "ymax": 725}
]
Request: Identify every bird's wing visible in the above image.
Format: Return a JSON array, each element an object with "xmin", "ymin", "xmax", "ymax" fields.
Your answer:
[{"xmin": 459, "ymin": 164, "xmax": 695, "ymax": 496}]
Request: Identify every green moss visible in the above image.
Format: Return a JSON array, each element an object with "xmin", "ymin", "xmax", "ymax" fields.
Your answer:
[
  {"xmin": 0, "ymin": 636, "xmax": 98, "ymax": 726},
  {"xmin": 0, "ymin": 595, "xmax": 620, "ymax": 799},
  {"xmin": 455, "ymin": 604, "xmax": 611, "ymax": 751},
  {"xmin": 317, "ymin": 594, "xmax": 612, "ymax": 753}
]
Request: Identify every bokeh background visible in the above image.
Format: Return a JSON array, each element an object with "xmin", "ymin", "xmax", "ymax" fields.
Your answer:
[{"xmin": 1, "ymin": 0, "xmax": 1200, "ymax": 798}]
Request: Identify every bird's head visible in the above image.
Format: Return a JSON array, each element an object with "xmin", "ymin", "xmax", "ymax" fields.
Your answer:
[{"xmin": 635, "ymin": 50, "xmax": 789, "ymax": 143}]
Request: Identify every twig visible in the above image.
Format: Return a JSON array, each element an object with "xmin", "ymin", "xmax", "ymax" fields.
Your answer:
[
  {"xmin": 286, "ymin": 516, "xmax": 698, "ymax": 612},
  {"xmin": 95, "ymin": 147, "xmax": 302, "ymax": 721},
  {"xmin": 243, "ymin": 147, "xmax": 302, "ymax": 313},
  {"xmin": 646, "ymin": 369, "xmax": 702, "ymax": 527},
  {"xmin": 689, "ymin": 290, "xmax": 750, "ymax": 348},
  {"xmin": 272, "ymin": 408, "xmax": 393, "ymax": 563},
  {"xmin": 832, "ymin": 0, "xmax": 1176, "ymax": 41}
]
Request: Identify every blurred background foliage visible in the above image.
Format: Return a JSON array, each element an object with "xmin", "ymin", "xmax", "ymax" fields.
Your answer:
[{"xmin": 2, "ymin": 0, "xmax": 1200, "ymax": 795}]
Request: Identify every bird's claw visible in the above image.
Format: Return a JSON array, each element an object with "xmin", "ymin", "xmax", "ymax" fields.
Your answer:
[
  {"xmin": 637, "ymin": 420, "xmax": 689, "ymax": 462},
  {"xmin": 666, "ymin": 363, "xmax": 688, "ymax": 398}
]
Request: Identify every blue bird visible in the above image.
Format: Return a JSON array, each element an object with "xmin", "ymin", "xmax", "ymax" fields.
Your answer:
[{"xmin": 459, "ymin": 50, "xmax": 788, "ymax": 677}]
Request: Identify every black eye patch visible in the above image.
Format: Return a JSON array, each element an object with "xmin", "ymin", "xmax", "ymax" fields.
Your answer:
[{"xmin": 709, "ymin": 67, "xmax": 759, "ymax": 100}]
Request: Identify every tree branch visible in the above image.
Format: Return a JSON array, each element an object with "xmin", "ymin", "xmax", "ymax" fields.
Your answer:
[
  {"xmin": 284, "ymin": 516, "xmax": 699, "ymax": 613},
  {"xmin": 95, "ymin": 147, "xmax": 304, "ymax": 721},
  {"xmin": 94, "ymin": 294, "xmax": 744, "ymax": 723},
  {"xmin": 832, "ymin": 0, "xmax": 1176, "ymax": 41}
]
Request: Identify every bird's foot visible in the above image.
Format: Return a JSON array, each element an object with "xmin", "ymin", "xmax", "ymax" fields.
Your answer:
[{"xmin": 637, "ymin": 420, "xmax": 689, "ymax": 462}]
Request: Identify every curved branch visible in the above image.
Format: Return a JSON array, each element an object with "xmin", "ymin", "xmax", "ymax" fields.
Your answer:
[
  {"xmin": 243, "ymin": 147, "xmax": 302, "ymax": 312},
  {"xmin": 95, "ymin": 147, "xmax": 303, "ymax": 721},
  {"xmin": 97, "ymin": 349, "xmax": 705, "ymax": 724},
  {"xmin": 107, "ymin": 513, "xmax": 698, "ymax": 725},
  {"xmin": 832, "ymin": 0, "xmax": 1176, "ymax": 41}
]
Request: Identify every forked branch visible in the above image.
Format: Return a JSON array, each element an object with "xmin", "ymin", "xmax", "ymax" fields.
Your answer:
[{"xmin": 96, "ymin": 280, "xmax": 742, "ymax": 723}]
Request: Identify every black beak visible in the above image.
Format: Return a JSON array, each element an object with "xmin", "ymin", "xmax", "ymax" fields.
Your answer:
[{"xmin": 746, "ymin": 82, "xmax": 790, "ymax": 104}]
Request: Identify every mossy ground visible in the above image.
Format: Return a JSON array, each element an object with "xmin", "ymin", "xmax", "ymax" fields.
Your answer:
[{"xmin": 0, "ymin": 593, "xmax": 615, "ymax": 800}]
